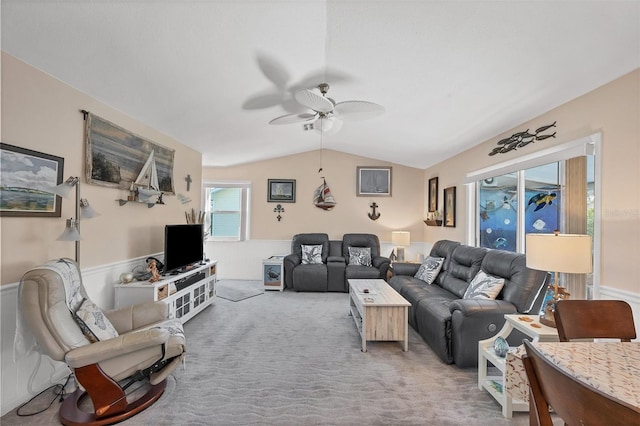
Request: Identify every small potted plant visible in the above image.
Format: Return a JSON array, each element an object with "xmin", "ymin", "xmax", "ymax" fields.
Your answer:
[{"xmin": 424, "ymin": 210, "xmax": 443, "ymax": 226}]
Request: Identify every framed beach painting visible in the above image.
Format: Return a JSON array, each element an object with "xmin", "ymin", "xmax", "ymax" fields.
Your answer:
[
  {"xmin": 267, "ymin": 179, "xmax": 296, "ymax": 203},
  {"xmin": 444, "ymin": 186, "xmax": 456, "ymax": 227},
  {"xmin": 85, "ymin": 112, "xmax": 175, "ymax": 194},
  {"xmin": 357, "ymin": 166, "xmax": 392, "ymax": 196},
  {"xmin": 0, "ymin": 143, "xmax": 64, "ymax": 217}
]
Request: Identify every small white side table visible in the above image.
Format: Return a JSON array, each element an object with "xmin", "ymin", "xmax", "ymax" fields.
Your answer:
[
  {"xmin": 262, "ymin": 255, "xmax": 285, "ymax": 291},
  {"xmin": 478, "ymin": 314, "xmax": 558, "ymax": 418}
]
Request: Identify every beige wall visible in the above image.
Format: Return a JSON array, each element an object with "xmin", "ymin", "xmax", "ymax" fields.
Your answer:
[
  {"xmin": 203, "ymin": 149, "xmax": 425, "ymax": 243},
  {"xmin": 423, "ymin": 69, "xmax": 640, "ymax": 294},
  {"xmin": 1, "ymin": 53, "xmax": 202, "ymax": 284}
]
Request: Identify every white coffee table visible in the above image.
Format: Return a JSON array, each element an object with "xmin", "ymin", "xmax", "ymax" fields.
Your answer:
[{"xmin": 348, "ymin": 279, "xmax": 411, "ymax": 352}]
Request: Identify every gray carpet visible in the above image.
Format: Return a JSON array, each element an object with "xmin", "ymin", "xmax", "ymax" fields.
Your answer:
[
  {"xmin": 1, "ymin": 289, "xmax": 540, "ymax": 425},
  {"xmin": 216, "ymin": 280, "xmax": 264, "ymax": 302}
]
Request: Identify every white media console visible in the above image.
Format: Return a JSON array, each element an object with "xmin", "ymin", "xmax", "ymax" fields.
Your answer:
[{"xmin": 114, "ymin": 260, "xmax": 217, "ymax": 323}]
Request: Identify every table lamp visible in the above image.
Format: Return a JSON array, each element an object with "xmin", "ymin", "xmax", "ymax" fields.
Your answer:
[
  {"xmin": 525, "ymin": 231, "xmax": 592, "ymax": 327},
  {"xmin": 391, "ymin": 231, "xmax": 410, "ymax": 262}
]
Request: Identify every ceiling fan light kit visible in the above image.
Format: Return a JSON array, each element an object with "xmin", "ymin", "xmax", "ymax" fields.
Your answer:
[{"xmin": 268, "ymin": 83, "xmax": 384, "ymax": 135}]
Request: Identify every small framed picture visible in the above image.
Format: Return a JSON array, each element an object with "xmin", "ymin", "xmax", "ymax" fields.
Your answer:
[
  {"xmin": 267, "ymin": 179, "xmax": 296, "ymax": 203},
  {"xmin": 443, "ymin": 186, "xmax": 456, "ymax": 227},
  {"xmin": 357, "ymin": 166, "xmax": 392, "ymax": 196},
  {"xmin": 428, "ymin": 177, "xmax": 438, "ymax": 212},
  {"xmin": 0, "ymin": 143, "xmax": 64, "ymax": 217}
]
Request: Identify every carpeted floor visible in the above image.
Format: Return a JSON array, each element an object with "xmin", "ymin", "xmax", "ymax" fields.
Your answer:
[{"xmin": 2, "ymin": 287, "xmax": 544, "ymax": 425}]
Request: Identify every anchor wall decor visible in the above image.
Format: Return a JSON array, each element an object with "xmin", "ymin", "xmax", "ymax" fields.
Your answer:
[
  {"xmin": 368, "ymin": 202, "xmax": 381, "ymax": 221},
  {"xmin": 273, "ymin": 204, "xmax": 285, "ymax": 221}
]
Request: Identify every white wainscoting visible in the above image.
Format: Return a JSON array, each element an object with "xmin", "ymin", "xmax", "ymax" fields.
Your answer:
[
  {"xmin": 0, "ymin": 254, "xmax": 157, "ymax": 416},
  {"xmin": 599, "ymin": 285, "xmax": 640, "ymax": 341},
  {"xmin": 205, "ymin": 240, "xmax": 430, "ymax": 280}
]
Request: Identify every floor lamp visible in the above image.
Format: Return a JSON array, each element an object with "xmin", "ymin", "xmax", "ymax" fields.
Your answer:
[
  {"xmin": 52, "ymin": 177, "xmax": 99, "ymax": 263},
  {"xmin": 525, "ymin": 231, "xmax": 592, "ymax": 327}
]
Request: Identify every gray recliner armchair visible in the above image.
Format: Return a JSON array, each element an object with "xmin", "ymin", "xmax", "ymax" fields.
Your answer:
[
  {"xmin": 284, "ymin": 233, "xmax": 347, "ymax": 291},
  {"xmin": 19, "ymin": 258, "xmax": 186, "ymax": 425},
  {"xmin": 343, "ymin": 233, "xmax": 390, "ymax": 282}
]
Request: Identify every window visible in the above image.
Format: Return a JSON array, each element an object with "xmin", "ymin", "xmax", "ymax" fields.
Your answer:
[
  {"xmin": 466, "ymin": 134, "xmax": 599, "ymax": 299},
  {"xmin": 203, "ymin": 181, "xmax": 250, "ymax": 241}
]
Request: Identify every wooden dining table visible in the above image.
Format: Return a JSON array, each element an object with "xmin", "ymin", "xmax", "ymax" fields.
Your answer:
[{"xmin": 531, "ymin": 341, "xmax": 640, "ymax": 411}]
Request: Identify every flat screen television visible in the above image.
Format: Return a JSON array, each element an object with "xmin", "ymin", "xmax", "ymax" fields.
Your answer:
[{"xmin": 163, "ymin": 224, "xmax": 204, "ymax": 274}]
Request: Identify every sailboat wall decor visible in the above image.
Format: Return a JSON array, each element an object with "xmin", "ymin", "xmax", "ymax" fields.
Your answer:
[
  {"xmin": 313, "ymin": 178, "xmax": 336, "ymax": 210},
  {"xmin": 85, "ymin": 112, "xmax": 175, "ymax": 194},
  {"xmin": 135, "ymin": 149, "xmax": 162, "ymax": 201}
]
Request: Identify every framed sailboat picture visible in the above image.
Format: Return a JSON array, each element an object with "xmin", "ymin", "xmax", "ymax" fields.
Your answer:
[
  {"xmin": 267, "ymin": 179, "xmax": 295, "ymax": 203},
  {"xmin": 85, "ymin": 113, "xmax": 175, "ymax": 194}
]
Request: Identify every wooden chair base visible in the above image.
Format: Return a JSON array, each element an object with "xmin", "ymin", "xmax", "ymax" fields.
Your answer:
[{"xmin": 58, "ymin": 380, "xmax": 166, "ymax": 426}]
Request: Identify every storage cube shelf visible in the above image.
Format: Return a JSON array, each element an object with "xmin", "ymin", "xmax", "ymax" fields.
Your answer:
[{"xmin": 114, "ymin": 260, "xmax": 217, "ymax": 323}]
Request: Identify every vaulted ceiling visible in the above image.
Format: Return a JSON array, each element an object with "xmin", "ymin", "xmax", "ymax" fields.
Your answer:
[{"xmin": 3, "ymin": 1, "xmax": 639, "ymax": 169}]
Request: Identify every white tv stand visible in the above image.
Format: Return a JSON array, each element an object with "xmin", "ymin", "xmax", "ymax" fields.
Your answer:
[{"xmin": 114, "ymin": 260, "xmax": 217, "ymax": 323}]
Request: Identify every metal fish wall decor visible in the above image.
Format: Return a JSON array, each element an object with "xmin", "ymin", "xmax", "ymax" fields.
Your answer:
[{"xmin": 488, "ymin": 121, "xmax": 557, "ymax": 156}]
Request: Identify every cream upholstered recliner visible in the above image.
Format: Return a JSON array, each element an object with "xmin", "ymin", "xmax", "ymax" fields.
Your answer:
[{"xmin": 19, "ymin": 258, "xmax": 186, "ymax": 425}]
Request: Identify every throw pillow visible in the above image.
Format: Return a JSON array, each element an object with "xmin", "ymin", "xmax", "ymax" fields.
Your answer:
[
  {"xmin": 73, "ymin": 298, "xmax": 119, "ymax": 342},
  {"xmin": 301, "ymin": 244, "xmax": 323, "ymax": 264},
  {"xmin": 414, "ymin": 256, "xmax": 444, "ymax": 284},
  {"xmin": 463, "ymin": 270, "xmax": 505, "ymax": 300},
  {"xmin": 348, "ymin": 247, "xmax": 372, "ymax": 266}
]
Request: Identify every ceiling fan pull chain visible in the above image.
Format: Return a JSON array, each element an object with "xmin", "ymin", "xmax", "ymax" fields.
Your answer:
[{"xmin": 318, "ymin": 118, "xmax": 324, "ymax": 173}]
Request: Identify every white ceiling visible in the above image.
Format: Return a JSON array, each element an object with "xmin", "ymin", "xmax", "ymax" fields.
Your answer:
[{"xmin": 2, "ymin": 1, "xmax": 639, "ymax": 169}]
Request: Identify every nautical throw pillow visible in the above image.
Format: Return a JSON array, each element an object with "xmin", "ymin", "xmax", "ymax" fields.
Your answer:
[
  {"xmin": 301, "ymin": 245, "xmax": 323, "ymax": 264},
  {"xmin": 348, "ymin": 247, "xmax": 372, "ymax": 267},
  {"xmin": 463, "ymin": 270, "xmax": 505, "ymax": 300},
  {"xmin": 414, "ymin": 256, "xmax": 444, "ymax": 284},
  {"xmin": 73, "ymin": 298, "xmax": 119, "ymax": 342}
]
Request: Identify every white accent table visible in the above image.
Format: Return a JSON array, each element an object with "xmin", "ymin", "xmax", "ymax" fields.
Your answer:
[
  {"xmin": 478, "ymin": 314, "xmax": 558, "ymax": 417},
  {"xmin": 262, "ymin": 255, "xmax": 285, "ymax": 291}
]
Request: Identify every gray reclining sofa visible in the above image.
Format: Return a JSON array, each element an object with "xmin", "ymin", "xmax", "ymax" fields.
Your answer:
[
  {"xmin": 284, "ymin": 233, "xmax": 390, "ymax": 292},
  {"xmin": 389, "ymin": 240, "xmax": 548, "ymax": 368}
]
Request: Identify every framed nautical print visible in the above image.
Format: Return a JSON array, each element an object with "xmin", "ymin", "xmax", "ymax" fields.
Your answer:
[
  {"xmin": 357, "ymin": 166, "xmax": 392, "ymax": 196},
  {"xmin": 444, "ymin": 186, "xmax": 456, "ymax": 227},
  {"xmin": 0, "ymin": 143, "xmax": 64, "ymax": 217},
  {"xmin": 428, "ymin": 177, "xmax": 438, "ymax": 212},
  {"xmin": 85, "ymin": 112, "xmax": 175, "ymax": 194},
  {"xmin": 267, "ymin": 179, "xmax": 296, "ymax": 203}
]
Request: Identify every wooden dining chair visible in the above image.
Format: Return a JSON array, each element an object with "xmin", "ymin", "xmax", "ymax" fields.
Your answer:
[
  {"xmin": 522, "ymin": 340, "xmax": 640, "ymax": 426},
  {"xmin": 553, "ymin": 299, "xmax": 637, "ymax": 342}
]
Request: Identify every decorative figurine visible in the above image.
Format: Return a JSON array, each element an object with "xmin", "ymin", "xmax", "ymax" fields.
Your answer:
[{"xmin": 148, "ymin": 259, "xmax": 161, "ymax": 283}]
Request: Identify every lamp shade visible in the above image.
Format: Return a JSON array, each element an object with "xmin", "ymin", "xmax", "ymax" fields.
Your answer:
[
  {"xmin": 57, "ymin": 219, "xmax": 81, "ymax": 241},
  {"xmin": 50, "ymin": 176, "xmax": 79, "ymax": 197},
  {"xmin": 526, "ymin": 233, "xmax": 592, "ymax": 274},
  {"xmin": 392, "ymin": 231, "xmax": 410, "ymax": 247}
]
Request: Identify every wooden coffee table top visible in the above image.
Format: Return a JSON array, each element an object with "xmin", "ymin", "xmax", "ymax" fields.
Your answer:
[{"xmin": 348, "ymin": 279, "xmax": 410, "ymax": 307}]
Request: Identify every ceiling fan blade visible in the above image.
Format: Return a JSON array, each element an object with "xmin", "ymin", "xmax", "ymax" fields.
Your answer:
[
  {"xmin": 242, "ymin": 91, "xmax": 283, "ymax": 110},
  {"xmin": 314, "ymin": 117, "xmax": 343, "ymax": 135},
  {"xmin": 294, "ymin": 89, "xmax": 334, "ymax": 113},
  {"xmin": 334, "ymin": 101, "xmax": 385, "ymax": 121},
  {"xmin": 269, "ymin": 113, "xmax": 318, "ymax": 125},
  {"xmin": 256, "ymin": 53, "xmax": 290, "ymax": 89}
]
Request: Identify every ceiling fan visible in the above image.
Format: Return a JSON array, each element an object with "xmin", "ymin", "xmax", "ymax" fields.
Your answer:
[{"xmin": 268, "ymin": 83, "xmax": 385, "ymax": 134}]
